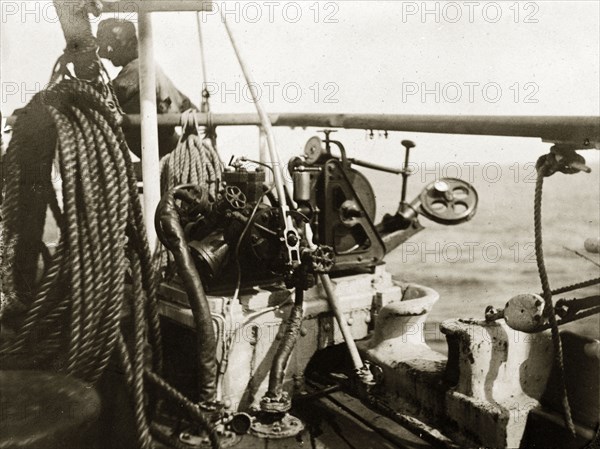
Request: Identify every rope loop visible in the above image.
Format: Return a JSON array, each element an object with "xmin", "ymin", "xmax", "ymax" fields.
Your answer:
[{"xmin": 179, "ymin": 109, "xmax": 199, "ymax": 137}]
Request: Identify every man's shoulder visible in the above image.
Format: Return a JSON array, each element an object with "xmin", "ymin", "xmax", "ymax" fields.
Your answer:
[
  {"xmin": 114, "ymin": 59, "xmax": 140, "ymax": 84},
  {"xmin": 155, "ymin": 66, "xmax": 195, "ymax": 112}
]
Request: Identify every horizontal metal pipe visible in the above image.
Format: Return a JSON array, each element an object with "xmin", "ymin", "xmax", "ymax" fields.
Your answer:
[
  {"xmin": 6, "ymin": 112, "xmax": 599, "ymax": 146},
  {"xmin": 101, "ymin": 0, "xmax": 213, "ymax": 13}
]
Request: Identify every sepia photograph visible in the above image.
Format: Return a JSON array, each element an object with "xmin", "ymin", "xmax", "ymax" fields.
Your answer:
[{"xmin": 1, "ymin": 1, "xmax": 599, "ymax": 448}]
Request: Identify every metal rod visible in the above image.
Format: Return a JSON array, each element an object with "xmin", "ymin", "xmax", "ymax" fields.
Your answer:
[
  {"xmin": 11, "ymin": 113, "xmax": 592, "ymax": 146},
  {"xmin": 138, "ymin": 11, "xmax": 160, "ymax": 250},
  {"xmin": 196, "ymin": 11, "xmax": 210, "ymax": 112},
  {"xmin": 348, "ymin": 158, "xmax": 404, "ymax": 175},
  {"xmin": 196, "ymin": 12, "xmax": 209, "ymax": 85},
  {"xmin": 319, "ymin": 273, "xmax": 365, "ymax": 371},
  {"xmin": 400, "ymin": 147, "xmax": 411, "ymax": 207}
]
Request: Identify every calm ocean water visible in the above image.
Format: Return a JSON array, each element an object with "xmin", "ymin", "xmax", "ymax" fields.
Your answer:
[{"xmin": 366, "ymin": 163, "xmax": 600, "ymax": 339}]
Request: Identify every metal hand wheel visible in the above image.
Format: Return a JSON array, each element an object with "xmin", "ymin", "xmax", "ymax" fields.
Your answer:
[
  {"xmin": 419, "ymin": 178, "xmax": 478, "ymax": 225},
  {"xmin": 224, "ymin": 185, "xmax": 247, "ymax": 210}
]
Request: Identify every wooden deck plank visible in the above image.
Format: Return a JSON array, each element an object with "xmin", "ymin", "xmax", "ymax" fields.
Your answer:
[{"xmin": 325, "ymin": 391, "xmax": 432, "ymax": 449}]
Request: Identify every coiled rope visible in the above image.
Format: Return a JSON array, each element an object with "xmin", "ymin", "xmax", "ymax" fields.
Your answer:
[
  {"xmin": 0, "ymin": 74, "xmax": 220, "ymax": 448},
  {"xmin": 159, "ymin": 110, "xmax": 222, "ymax": 195}
]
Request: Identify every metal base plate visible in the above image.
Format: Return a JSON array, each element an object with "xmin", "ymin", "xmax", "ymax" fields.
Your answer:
[
  {"xmin": 250, "ymin": 413, "xmax": 305, "ymax": 439},
  {"xmin": 176, "ymin": 429, "xmax": 240, "ymax": 448}
]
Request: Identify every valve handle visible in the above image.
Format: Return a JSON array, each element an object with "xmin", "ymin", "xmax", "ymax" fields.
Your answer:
[
  {"xmin": 224, "ymin": 185, "xmax": 247, "ymax": 210},
  {"xmin": 419, "ymin": 178, "xmax": 478, "ymax": 225}
]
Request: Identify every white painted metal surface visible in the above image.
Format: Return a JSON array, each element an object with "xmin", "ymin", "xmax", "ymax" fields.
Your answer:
[{"xmin": 138, "ymin": 12, "xmax": 160, "ymax": 250}]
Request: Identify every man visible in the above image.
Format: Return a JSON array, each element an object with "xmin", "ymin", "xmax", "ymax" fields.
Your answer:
[{"xmin": 96, "ymin": 18, "xmax": 196, "ymax": 157}]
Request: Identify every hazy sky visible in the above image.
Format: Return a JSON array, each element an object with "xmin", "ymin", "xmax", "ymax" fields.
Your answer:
[{"xmin": 1, "ymin": 1, "xmax": 599, "ymax": 166}]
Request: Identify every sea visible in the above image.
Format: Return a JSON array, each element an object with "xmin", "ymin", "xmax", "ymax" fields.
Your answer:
[{"xmin": 365, "ymin": 163, "xmax": 600, "ymax": 344}]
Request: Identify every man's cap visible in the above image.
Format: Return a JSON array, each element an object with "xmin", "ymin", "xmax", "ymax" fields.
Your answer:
[{"xmin": 96, "ymin": 19, "xmax": 137, "ymax": 57}]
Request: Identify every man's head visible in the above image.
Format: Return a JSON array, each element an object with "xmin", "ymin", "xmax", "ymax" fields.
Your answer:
[{"xmin": 96, "ymin": 19, "xmax": 138, "ymax": 67}]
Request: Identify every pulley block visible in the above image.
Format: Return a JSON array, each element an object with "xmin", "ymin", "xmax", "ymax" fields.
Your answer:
[{"xmin": 303, "ymin": 135, "xmax": 327, "ymax": 164}]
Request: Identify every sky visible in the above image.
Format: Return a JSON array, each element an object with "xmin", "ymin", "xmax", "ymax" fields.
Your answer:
[{"xmin": 1, "ymin": 0, "xmax": 599, "ymax": 167}]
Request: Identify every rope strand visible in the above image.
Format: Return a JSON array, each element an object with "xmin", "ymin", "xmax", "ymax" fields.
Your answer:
[{"xmin": 534, "ymin": 172, "xmax": 576, "ymax": 436}]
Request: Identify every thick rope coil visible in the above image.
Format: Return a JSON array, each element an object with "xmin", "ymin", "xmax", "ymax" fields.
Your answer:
[
  {"xmin": 0, "ymin": 77, "xmax": 219, "ymax": 448},
  {"xmin": 534, "ymin": 171, "xmax": 576, "ymax": 436},
  {"xmin": 159, "ymin": 109, "xmax": 223, "ymax": 196}
]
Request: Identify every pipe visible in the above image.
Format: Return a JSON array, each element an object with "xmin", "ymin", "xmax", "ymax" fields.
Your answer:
[
  {"xmin": 102, "ymin": 1, "xmax": 213, "ymax": 12},
  {"xmin": 138, "ymin": 11, "xmax": 161, "ymax": 251},
  {"xmin": 348, "ymin": 158, "xmax": 404, "ymax": 175},
  {"xmin": 319, "ymin": 274, "xmax": 365, "ymax": 371},
  {"xmin": 8, "ymin": 112, "xmax": 595, "ymax": 147},
  {"xmin": 155, "ymin": 185, "xmax": 217, "ymax": 404},
  {"xmin": 5, "ymin": 113, "xmax": 599, "ymax": 147},
  {"xmin": 228, "ymin": 412, "xmax": 252, "ymax": 435},
  {"xmin": 265, "ymin": 288, "xmax": 304, "ymax": 401},
  {"xmin": 221, "ymin": 13, "xmax": 300, "ymax": 265}
]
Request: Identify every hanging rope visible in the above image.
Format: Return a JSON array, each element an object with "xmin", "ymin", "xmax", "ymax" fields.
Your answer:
[
  {"xmin": 0, "ymin": 71, "xmax": 220, "ymax": 449},
  {"xmin": 532, "ymin": 149, "xmax": 591, "ymax": 437},
  {"xmin": 159, "ymin": 109, "xmax": 223, "ymax": 195}
]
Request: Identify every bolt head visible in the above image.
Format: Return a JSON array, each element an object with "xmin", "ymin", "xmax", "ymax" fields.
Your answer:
[{"xmin": 433, "ymin": 181, "xmax": 449, "ymax": 193}]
